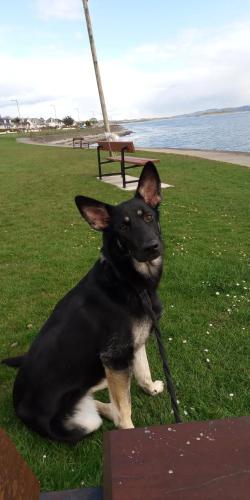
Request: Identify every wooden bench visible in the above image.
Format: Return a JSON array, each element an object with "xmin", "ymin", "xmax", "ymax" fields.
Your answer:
[
  {"xmin": 97, "ymin": 141, "xmax": 160, "ymax": 189},
  {"xmin": 0, "ymin": 427, "xmax": 40, "ymax": 499},
  {"xmin": 73, "ymin": 137, "xmax": 90, "ymax": 149},
  {"xmin": 2, "ymin": 417, "xmax": 250, "ymax": 498}
]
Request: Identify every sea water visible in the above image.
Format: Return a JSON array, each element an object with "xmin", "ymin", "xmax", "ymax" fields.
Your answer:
[{"xmin": 123, "ymin": 111, "xmax": 250, "ymax": 152}]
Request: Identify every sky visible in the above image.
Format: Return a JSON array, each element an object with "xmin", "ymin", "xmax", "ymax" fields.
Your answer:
[{"xmin": 1, "ymin": 0, "xmax": 250, "ymax": 120}]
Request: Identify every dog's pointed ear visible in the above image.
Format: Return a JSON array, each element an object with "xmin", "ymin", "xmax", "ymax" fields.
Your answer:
[
  {"xmin": 75, "ymin": 196, "xmax": 112, "ymax": 231},
  {"xmin": 135, "ymin": 161, "xmax": 161, "ymax": 208}
]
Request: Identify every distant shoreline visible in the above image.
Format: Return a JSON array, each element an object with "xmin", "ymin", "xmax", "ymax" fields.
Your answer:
[
  {"xmin": 16, "ymin": 124, "xmax": 131, "ymax": 147},
  {"xmin": 118, "ymin": 106, "xmax": 250, "ymax": 123},
  {"xmin": 16, "ymin": 135, "xmax": 250, "ymax": 168}
]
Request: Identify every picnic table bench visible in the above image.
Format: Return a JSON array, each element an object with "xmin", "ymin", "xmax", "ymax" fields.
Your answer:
[
  {"xmin": 97, "ymin": 141, "xmax": 160, "ymax": 188},
  {"xmin": 73, "ymin": 137, "xmax": 90, "ymax": 149}
]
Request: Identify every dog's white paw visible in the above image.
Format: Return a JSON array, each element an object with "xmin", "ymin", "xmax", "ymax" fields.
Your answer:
[{"xmin": 146, "ymin": 380, "xmax": 164, "ymax": 396}]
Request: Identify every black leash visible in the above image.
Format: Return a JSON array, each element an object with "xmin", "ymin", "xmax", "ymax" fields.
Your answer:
[
  {"xmin": 102, "ymin": 252, "xmax": 182, "ymax": 423},
  {"xmin": 139, "ymin": 289, "xmax": 182, "ymax": 424}
]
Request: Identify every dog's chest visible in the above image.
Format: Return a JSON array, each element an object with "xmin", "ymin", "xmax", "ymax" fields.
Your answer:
[{"xmin": 132, "ymin": 318, "xmax": 152, "ymax": 349}]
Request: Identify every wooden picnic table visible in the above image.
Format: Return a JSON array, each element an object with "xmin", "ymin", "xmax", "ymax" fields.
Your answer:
[{"xmin": 103, "ymin": 417, "xmax": 250, "ymax": 499}]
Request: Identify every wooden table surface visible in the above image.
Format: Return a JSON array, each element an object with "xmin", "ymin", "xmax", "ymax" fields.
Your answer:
[{"xmin": 103, "ymin": 416, "xmax": 250, "ymax": 500}]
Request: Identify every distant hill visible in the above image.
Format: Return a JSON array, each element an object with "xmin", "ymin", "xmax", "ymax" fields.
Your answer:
[
  {"xmin": 119, "ymin": 105, "xmax": 250, "ymax": 123},
  {"xmin": 183, "ymin": 105, "xmax": 250, "ymax": 118}
]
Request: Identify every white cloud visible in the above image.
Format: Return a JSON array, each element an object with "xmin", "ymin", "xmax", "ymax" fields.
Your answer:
[
  {"xmin": 34, "ymin": 0, "xmax": 82, "ymax": 20},
  {"xmin": 0, "ymin": 51, "xmax": 97, "ymax": 119},
  {"xmin": 1, "ymin": 20, "xmax": 250, "ymax": 119}
]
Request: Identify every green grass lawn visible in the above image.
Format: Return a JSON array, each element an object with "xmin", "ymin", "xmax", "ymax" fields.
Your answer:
[{"xmin": 0, "ymin": 135, "xmax": 249, "ymax": 491}]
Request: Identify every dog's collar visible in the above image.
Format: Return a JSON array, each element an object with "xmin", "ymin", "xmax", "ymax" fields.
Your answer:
[{"xmin": 116, "ymin": 237, "xmax": 123, "ymax": 250}]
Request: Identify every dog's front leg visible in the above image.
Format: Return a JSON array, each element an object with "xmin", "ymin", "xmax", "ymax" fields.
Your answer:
[
  {"xmin": 91, "ymin": 379, "xmax": 108, "ymax": 393},
  {"xmin": 104, "ymin": 367, "xmax": 134, "ymax": 429},
  {"xmin": 133, "ymin": 344, "xmax": 164, "ymax": 396}
]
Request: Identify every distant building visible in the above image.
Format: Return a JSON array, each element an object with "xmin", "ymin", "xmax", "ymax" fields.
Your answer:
[
  {"xmin": 27, "ymin": 118, "xmax": 46, "ymax": 129},
  {"xmin": 45, "ymin": 118, "xmax": 64, "ymax": 128},
  {"xmin": 0, "ymin": 116, "xmax": 13, "ymax": 129}
]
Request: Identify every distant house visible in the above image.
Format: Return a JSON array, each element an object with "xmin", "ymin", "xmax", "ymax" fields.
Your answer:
[
  {"xmin": 0, "ymin": 116, "xmax": 13, "ymax": 129},
  {"xmin": 27, "ymin": 118, "xmax": 46, "ymax": 129},
  {"xmin": 55, "ymin": 119, "xmax": 64, "ymax": 128},
  {"xmin": 45, "ymin": 118, "xmax": 64, "ymax": 128}
]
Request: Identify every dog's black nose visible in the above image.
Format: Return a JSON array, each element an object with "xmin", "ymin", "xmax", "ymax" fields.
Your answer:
[{"xmin": 143, "ymin": 240, "xmax": 160, "ymax": 254}]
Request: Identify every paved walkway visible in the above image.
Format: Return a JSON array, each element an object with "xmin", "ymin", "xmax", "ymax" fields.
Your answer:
[
  {"xmin": 18, "ymin": 137, "xmax": 250, "ymax": 168},
  {"xmin": 137, "ymin": 147, "xmax": 250, "ymax": 168},
  {"xmin": 99, "ymin": 174, "xmax": 173, "ymax": 191}
]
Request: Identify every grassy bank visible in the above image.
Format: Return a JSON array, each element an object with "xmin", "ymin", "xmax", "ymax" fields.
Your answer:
[
  {"xmin": 0, "ymin": 135, "xmax": 249, "ymax": 491},
  {"xmin": 25, "ymin": 123, "xmax": 127, "ymax": 144}
]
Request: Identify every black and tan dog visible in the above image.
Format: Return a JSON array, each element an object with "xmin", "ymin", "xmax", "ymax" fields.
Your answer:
[{"xmin": 2, "ymin": 162, "xmax": 164, "ymax": 443}]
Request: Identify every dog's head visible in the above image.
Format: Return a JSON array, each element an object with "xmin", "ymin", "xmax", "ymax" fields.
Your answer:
[{"xmin": 75, "ymin": 161, "xmax": 163, "ymax": 263}]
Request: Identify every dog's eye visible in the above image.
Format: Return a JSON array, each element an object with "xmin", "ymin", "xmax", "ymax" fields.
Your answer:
[{"xmin": 144, "ymin": 213, "xmax": 153, "ymax": 222}]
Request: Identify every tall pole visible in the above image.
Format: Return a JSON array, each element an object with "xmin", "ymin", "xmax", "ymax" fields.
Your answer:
[
  {"xmin": 82, "ymin": 0, "xmax": 110, "ymax": 134},
  {"xmin": 51, "ymin": 104, "xmax": 56, "ymax": 121},
  {"xmin": 75, "ymin": 107, "xmax": 80, "ymax": 122},
  {"xmin": 11, "ymin": 99, "xmax": 21, "ymax": 120}
]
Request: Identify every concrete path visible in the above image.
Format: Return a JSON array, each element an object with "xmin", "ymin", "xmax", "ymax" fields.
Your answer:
[
  {"xmin": 17, "ymin": 137, "xmax": 250, "ymax": 168},
  {"xmin": 98, "ymin": 174, "xmax": 173, "ymax": 191},
  {"xmin": 137, "ymin": 147, "xmax": 250, "ymax": 168}
]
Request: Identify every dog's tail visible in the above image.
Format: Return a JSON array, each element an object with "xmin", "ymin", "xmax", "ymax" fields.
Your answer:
[{"xmin": 2, "ymin": 355, "xmax": 25, "ymax": 368}]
